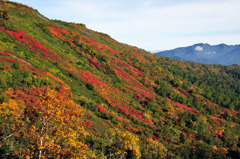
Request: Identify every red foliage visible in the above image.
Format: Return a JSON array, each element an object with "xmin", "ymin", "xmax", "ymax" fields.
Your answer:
[
  {"xmin": 144, "ymin": 119, "xmax": 154, "ymax": 125},
  {"xmin": 0, "ymin": 27, "xmax": 59, "ymax": 61},
  {"xmin": 49, "ymin": 25, "xmax": 70, "ymax": 37},
  {"xmin": 152, "ymin": 135, "xmax": 160, "ymax": 141},
  {"xmin": 42, "ymin": 52, "xmax": 49, "ymax": 57},
  {"xmin": 188, "ymin": 134, "xmax": 196, "ymax": 139},
  {"xmin": 0, "ymin": 57, "xmax": 8, "ymax": 62},
  {"xmin": 130, "ymin": 106, "xmax": 143, "ymax": 115},
  {"xmin": 125, "ymin": 125, "xmax": 139, "ymax": 133},
  {"xmin": 7, "ymin": 58, "xmax": 16, "ymax": 63},
  {"xmin": 104, "ymin": 119, "xmax": 112, "ymax": 125},
  {"xmin": 27, "ymin": 65, "xmax": 38, "ymax": 71},
  {"xmin": 96, "ymin": 104, "xmax": 107, "ymax": 113},
  {"xmin": 11, "ymin": 30, "xmax": 46, "ymax": 51},
  {"xmin": 92, "ymin": 45, "xmax": 105, "ymax": 52},
  {"xmin": 116, "ymin": 59, "xmax": 142, "ymax": 78},
  {"xmin": 81, "ymin": 71, "xmax": 107, "ymax": 87},
  {"xmin": 5, "ymin": 86, "xmax": 74, "ymax": 111},
  {"xmin": 61, "ymin": 56, "xmax": 66, "ymax": 60},
  {"xmin": 5, "ymin": 87, "xmax": 40, "ymax": 108},
  {"xmin": 216, "ymin": 130, "xmax": 223, "ymax": 138},
  {"xmin": 81, "ymin": 35, "xmax": 121, "ymax": 55},
  {"xmin": 3, "ymin": 50, "xmax": 10, "ymax": 56},
  {"xmin": 107, "ymin": 101, "xmax": 154, "ymax": 125},
  {"xmin": 89, "ymin": 59, "xmax": 99, "ymax": 67},
  {"xmin": 174, "ymin": 101, "xmax": 201, "ymax": 113},
  {"xmin": 59, "ymin": 87, "xmax": 72, "ymax": 95},
  {"xmin": 88, "ymin": 57, "xmax": 105, "ymax": 71},
  {"xmin": 134, "ymin": 89, "xmax": 156, "ymax": 102},
  {"xmin": 0, "ymin": 56, "xmax": 17, "ymax": 65},
  {"xmin": 178, "ymin": 88, "xmax": 189, "ymax": 96},
  {"xmin": 17, "ymin": 59, "xmax": 26, "ymax": 64},
  {"xmin": 116, "ymin": 115, "xmax": 124, "ymax": 122},
  {"xmin": 42, "ymin": 71, "xmax": 59, "ymax": 81},
  {"xmin": 116, "ymin": 104, "xmax": 130, "ymax": 115},
  {"xmin": 211, "ymin": 116, "xmax": 226, "ymax": 122},
  {"xmin": 131, "ymin": 108, "xmax": 154, "ymax": 125},
  {"xmin": 20, "ymin": 64, "xmax": 26, "ymax": 70},
  {"xmin": 111, "ymin": 62, "xmax": 144, "ymax": 89},
  {"xmin": 84, "ymin": 119, "xmax": 96, "ymax": 128},
  {"xmin": 3, "ymin": 64, "xmax": 9, "ymax": 68},
  {"xmin": 49, "ymin": 25, "xmax": 76, "ymax": 47},
  {"xmin": 10, "ymin": 3, "xmax": 34, "ymax": 11},
  {"xmin": 164, "ymin": 98, "xmax": 201, "ymax": 114}
]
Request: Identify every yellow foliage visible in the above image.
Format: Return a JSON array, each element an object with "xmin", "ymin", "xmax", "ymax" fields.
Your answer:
[
  {"xmin": 143, "ymin": 112, "xmax": 152, "ymax": 120},
  {"xmin": 141, "ymin": 138, "xmax": 167, "ymax": 158},
  {"xmin": 212, "ymin": 145, "xmax": 228, "ymax": 155},
  {"xmin": 49, "ymin": 68, "xmax": 60, "ymax": 74},
  {"xmin": 0, "ymin": 99, "xmax": 26, "ymax": 132},
  {"xmin": 32, "ymin": 87, "xmax": 89, "ymax": 158},
  {"xmin": 0, "ymin": 86, "xmax": 90, "ymax": 158},
  {"xmin": 111, "ymin": 128, "xmax": 141, "ymax": 159},
  {"xmin": 157, "ymin": 66, "xmax": 162, "ymax": 72}
]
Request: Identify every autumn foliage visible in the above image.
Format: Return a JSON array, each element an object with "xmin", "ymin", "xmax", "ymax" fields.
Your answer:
[
  {"xmin": 0, "ymin": 86, "xmax": 89, "ymax": 158},
  {"xmin": 0, "ymin": 1, "xmax": 239, "ymax": 158}
]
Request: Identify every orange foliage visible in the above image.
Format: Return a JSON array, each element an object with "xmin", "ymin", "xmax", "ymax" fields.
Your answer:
[
  {"xmin": 213, "ymin": 145, "xmax": 228, "ymax": 155},
  {"xmin": 1, "ymin": 86, "xmax": 90, "ymax": 158}
]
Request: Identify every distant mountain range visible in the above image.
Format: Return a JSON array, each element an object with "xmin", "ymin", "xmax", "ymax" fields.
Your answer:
[{"xmin": 156, "ymin": 43, "xmax": 240, "ymax": 65}]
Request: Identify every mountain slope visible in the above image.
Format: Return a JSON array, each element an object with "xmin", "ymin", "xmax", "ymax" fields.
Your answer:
[
  {"xmin": 156, "ymin": 43, "xmax": 240, "ymax": 65},
  {"xmin": 0, "ymin": 2, "xmax": 240, "ymax": 158}
]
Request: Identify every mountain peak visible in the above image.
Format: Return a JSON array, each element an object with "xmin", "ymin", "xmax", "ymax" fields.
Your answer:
[{"xmin": 157, "ymin": 43, "xmax": 240, "ymax": 65}]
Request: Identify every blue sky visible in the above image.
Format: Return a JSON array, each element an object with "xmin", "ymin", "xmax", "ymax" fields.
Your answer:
[{"xmin": 12, "ymin": 0, "xmax": 240, "ymax": 52}]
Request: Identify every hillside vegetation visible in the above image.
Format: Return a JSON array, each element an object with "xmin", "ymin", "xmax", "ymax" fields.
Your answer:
[{"xmin": 0, "ymin": 2, "xmax": 240, "ymax": 158}]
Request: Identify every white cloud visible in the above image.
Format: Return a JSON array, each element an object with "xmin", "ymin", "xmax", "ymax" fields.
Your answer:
[
  {"xmin": 13, "ymin": 0, "xmax": 240, "ymax": 50},
  {"xmin": 148, "ymin": 49, "xmax": 164, "ymax": 53},
  {"xmin": 195, "ymin": 46, "xmax": 203, "ymax": 51}
]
